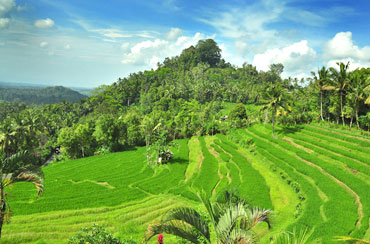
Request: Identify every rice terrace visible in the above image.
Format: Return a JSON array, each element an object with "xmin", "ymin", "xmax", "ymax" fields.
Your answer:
[
  {"xmin": 3, "ymin": 123, "xmax": 370, "ymax": 243},
  {"xmin": 2, "ymin": 0, "xmax": 370, "ymax": 244}
]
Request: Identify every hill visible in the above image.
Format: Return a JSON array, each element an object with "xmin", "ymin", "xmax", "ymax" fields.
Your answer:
[
  {"xmin": 0, "ymin": 85, "xmax": 87, "ymax": 105},
  {"xmin": 3, "ymin": 124, "xmax": 370, "ymax": 243}
]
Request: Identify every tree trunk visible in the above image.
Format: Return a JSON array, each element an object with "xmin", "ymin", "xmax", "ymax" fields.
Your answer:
[
  {"xmin": 350, "ymin": 116, "xmax": 353, "ymax": 128},
  {"xmin": 0, "ymin": 184, "xmax": 5, "ymax": 240},
  {"xmin": 340, "ymin": 92, "xmax": 345, "ymax": 126},
  {"xmin": 320, "ymin": 91, "xmax": 324, "ymax": 121},
  {"xmin": 356, "ymin": 107, "xmax": 360, "ymax": 129},
  {"xmin": 272, "ymin": 107, "xmax": 276, "ymax": 138}
]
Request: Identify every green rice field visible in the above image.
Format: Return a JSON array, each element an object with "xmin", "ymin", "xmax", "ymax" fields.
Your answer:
[{"xmin": 3, "ymin": 124, "xmax": 370, "ymax": 243}]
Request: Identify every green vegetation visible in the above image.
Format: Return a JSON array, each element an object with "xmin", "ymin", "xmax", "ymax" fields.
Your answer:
[
  {"xmin": 1, "ymin": 39, "xmax": 370, "ymax": 244},
  {"xmin": 144, "ymin": 190, "xmax": 271, "ymax": 244},
  {"xmin": 0, "ymin": 86, "xmax": 87, "ymax": 105}
]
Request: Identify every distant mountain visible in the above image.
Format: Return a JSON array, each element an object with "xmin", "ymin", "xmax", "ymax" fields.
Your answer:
[{"xmin": 0, "ymin": 85, "xmax": 88, "ymax": 105}]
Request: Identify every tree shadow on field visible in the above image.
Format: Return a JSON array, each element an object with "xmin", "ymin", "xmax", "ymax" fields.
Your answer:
[
  {"xmin": 278, "ymin": 126, "xmax": 303, "ymax": 136},
  {"xmin": 168, "ymin": 158, "xmax": 189, "ymax": 165}
]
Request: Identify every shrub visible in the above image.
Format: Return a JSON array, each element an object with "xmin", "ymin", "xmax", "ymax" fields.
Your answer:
[{"xmin": 67, "ymin": 224, "xmax": 123, "ymax": 244}]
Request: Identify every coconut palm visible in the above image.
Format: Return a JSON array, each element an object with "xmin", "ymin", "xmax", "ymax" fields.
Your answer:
[
  {"xmin": 261, "ymin": 82, "xmax": 287, "ymax": 138},
  {"xmin": 335, "ymin": 236, "xmax": 370, "ymax": 244},
  {"xmin": 329, "ymin": 62, "xmax": 350, "ymax": 126},
  {"xmin": 144, "ymin": 190, "xmax": 271, "ymax": 244},
  {"xmin": 0, "ymin": 150, "xmax": 43, "ymax": 239},
  {"xmin": 311, "ymin": 66, "xmax": 331, "ymax": 121},
  {"xmin": 347, "ymin": 72, "xmax": 370, "ymax": 128},
  {"xmin": 270, "ymin": 228, "xmax": 321, "ymax": 244}
]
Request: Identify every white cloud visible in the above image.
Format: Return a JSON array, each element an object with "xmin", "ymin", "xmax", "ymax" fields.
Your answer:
[
  {"xmin": 165, "ymin": 28, "xmax": 182, "ymax": 40},
  {"xmin": 0, "ymin": 17, "xmax": 9, "ymax": 28},
  {"xmin": 97, "ymin": 30, "xmax": 131, "ymax": 38},
  {"xmin": 40, "ymin": 41, "xmax": 48, "ymax": 48},
  {"xmin": 0, "ymin": 0, "xmax": 15, "ymax": 17},
  {"xmin": 34, "ymin": 18, "xmax": 55, "ymax": 29},
  {"xmin": 121, "ymin": 32, "xmax": 206, "ymax": 69},
  {"xmin": 324, "ymin": 32, "xmax": 370, "ymax": 61},
  {"xmin": 252, "ymin": 40, "xmax": 317, "ymax": 77},
  {"xmin": 121, "ymin": 42, "xmax": 130, "ymax": 51},
  {"xmin": 327, "ymin": 58, "xmax": 370, "ymax": 72}
]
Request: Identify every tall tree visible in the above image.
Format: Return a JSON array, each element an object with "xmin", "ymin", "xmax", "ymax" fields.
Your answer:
[
  {"xmin": 0, "ymin": 151, "xmax": 43, "ymax": 239},
  {"xmin": 261, "ymin": 82, "xmax": 287, "ymax": 138},
  {"xmin": 329, "ymin": 62, "xmax": 350, "ymax": 126},
  {"xmin": 311, "ymin": 66, "xmax": 331, "ymax": 121},
  {"xmin": 347, "ymin": 71, "xmax": 370, "ymax": 128}
]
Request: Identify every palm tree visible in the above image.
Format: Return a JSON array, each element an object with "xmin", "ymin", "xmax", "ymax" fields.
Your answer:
[
  {"xmin": 329, "ymin": 62, "xmax": 350, "ymax": 126},
  {"xmin": 0, "ymin": 119, "xmax": 15, "ymax": 158},
  {"xmin": 270, "ymin": 228, "xmax": 320, "ymax": 244},
  {"xmin": 0, "ymin": 150, "xmax": 43, "ymax": 239},
  {"xmin": 261, "ymin": 82, "xmax": 287, "ymax": 138},
  {"xmin": 347, "ymin": 72, "xmax": 370, "ymax": 129},
  {"xmin": 335, "ymin": 236, "xmax": 370, "ymax": 244},
  {"xmin": 144, "ymin": 190, "xmax": 271, "ymax": 244},
  {"xmin": 311, "ymin": 67, "xmax": 331, "ymax": 121}
]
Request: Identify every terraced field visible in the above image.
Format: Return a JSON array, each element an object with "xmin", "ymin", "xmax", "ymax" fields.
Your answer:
[{"xmin": 3, "ymin": 124, "xmax": 370, "ymax": 243}]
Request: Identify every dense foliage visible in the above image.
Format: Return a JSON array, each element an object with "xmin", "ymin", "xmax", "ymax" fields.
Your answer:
[
  {"xmin": 1, "ymin": 39, "xmax": 369, "ymax": 165},
  {"xmin": 0, "ymin": 86, "xmax": 87, "ymax": 105}
]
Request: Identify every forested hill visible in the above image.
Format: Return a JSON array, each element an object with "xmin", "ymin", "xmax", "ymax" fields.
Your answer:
[
  {"xmin": 0, "ymin": 85, "xmax": 87, "ymax": 105},
  {"xmin": 1, "ymin": 38, "xmax": 370, "ymax": 164}
]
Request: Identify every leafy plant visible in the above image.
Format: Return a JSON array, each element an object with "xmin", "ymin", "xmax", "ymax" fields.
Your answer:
[
  {"xmin": 144, "ymin": 190, "xmax": 271, "ymax": 244},
  {"xmin": 67, "ymin": 224, "xmax": 124, "ymax": 244}
]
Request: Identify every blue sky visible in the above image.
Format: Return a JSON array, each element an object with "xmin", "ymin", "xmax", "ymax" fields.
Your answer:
[{"xmin": 1, "ymin": 0, "xmax": 370, "ymax": 88}]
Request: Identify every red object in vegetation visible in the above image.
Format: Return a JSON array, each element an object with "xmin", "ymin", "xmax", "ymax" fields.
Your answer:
[{"xmin": 158, "ymin": 234, "xmax": 164, "ymax": 244}]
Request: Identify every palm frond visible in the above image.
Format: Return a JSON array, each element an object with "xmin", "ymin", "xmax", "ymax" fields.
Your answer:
[
  {"xmin": 365, "ymin": 97, "xmax": 370, "ymax": 104},
  {"xmin": 144, "ymin": 220, "xmax": 202, "ymax": 244},
  {"xmin": 216, "ymin": 202, "xmax": 246, "ymax": 236},
  {"xmin": 163, "ymin": 207, "xmax": 210, "ymax": 241},
  {"xmin": 13, "ymin": 172, "xmax": 43, "ymax": 197},
  {"xmin": 197, "ymin": 190, "xmax": 217, "ymax": 227},
  {"xmin": 270, "ymin": 228, "xmax": 320, "ymax": 244},
  {"xmin": 245, "ymin": 208, "xmax": 271, "ymax": 230},
  {"xmin": 335, "ymin": 236, "xmax": 370, "ymax": 244}
]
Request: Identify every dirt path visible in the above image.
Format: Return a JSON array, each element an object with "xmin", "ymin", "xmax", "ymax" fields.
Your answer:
[
  {"xmin": 212, "ymin": 168, "xmax": 224, "ymax": 196},
  {"xmin": 286, "ymin": 135, "xmax": 370, "ymax": 173},
  {"xmin": 283, "ymin": 137, "xmax": 313, "ymax": 153},
  {"xmin": 251, "ymin": 128, "xmax": 363, "ymax": 229},
  {"xmin": 295, "ymin": 154, "xmax": 363, "ymax": 231},
  {"xmin": 308, "ymin": 124, "xmax": 370, "ymax": 144}
]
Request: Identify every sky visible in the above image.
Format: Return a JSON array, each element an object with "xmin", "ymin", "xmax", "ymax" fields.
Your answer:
[{"xmin": 1, "ymin": 0, "xmax": 370, "ymax": 88}]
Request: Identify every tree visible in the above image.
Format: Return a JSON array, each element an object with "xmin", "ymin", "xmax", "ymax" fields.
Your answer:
[
  {"xmin": 347, "ymin": 71, "xmax": 370, "ymax": 128},
  {"xmin": 229, "ymin": 103, "xmax": 248, "ymax": 128},
  {"xmin": 0, "ymin": 150, "xmax": 43, "ymax": 239},
  {"xmin": 195, "ymin": 39, "xmax": 222, "ymax": 67},
  {"xmin": 93, "ymin": 114, "xmax": 126, "ymax": 151},
  {"xmin": 261, "ymin": 82, "xmax": 287, "ymax": 138},
  {"xmin": 311, "ymin": 66, "xmax": 331, "ymax": 121},
  {"xmin": 270, "ymin": 228, "xmax": 320, "ymax": 244},
  {"xmin": 144, "ymin": 190, "xmax": 271, "ymax": 244},
  {"xmin": 329, "ymin": 62, "xmax": 350, "ymax": 126}
]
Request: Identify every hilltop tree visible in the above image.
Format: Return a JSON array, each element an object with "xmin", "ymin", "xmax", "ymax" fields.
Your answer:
[
  {"xmin": 0, "ymin": 151, "xmax": 43, "ymax": 239},
  {"xmin": 195, "ymin": 39, "xmax": 222, "ymax": 67}
]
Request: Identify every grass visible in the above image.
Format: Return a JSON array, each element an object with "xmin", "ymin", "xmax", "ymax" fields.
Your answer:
[{"xmin": 3, "ymin": 124, "xmax": 370, "ymax": 243}]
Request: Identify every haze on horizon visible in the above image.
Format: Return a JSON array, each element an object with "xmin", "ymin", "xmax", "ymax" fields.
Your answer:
[{"xmin": 1, "ymin": 0, "xmax": 370, "ymax": 88}]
